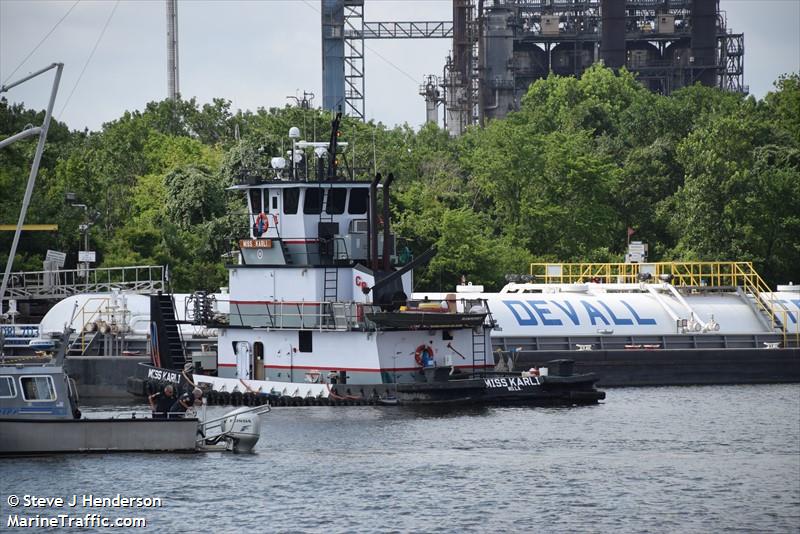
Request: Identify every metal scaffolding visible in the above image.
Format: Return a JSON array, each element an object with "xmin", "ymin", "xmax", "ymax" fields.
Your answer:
[
  {"xmin": 321, "ymin": 0, "xmax": 745, "ymax": 128},
  {"xmin": 343, "ymin": 1, "xmax": 365, "ymax": 120},
  {"xmin": 360, "ymin": 21, "xmax": 454, "ymax": 39},
  {"xmin": 322, "ymin": 0, "xmax": 451, "ymax": 121}
]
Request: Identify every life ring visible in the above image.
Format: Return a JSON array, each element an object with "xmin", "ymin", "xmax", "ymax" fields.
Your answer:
[
  {"xmin": 253, "ymin": 212, "xmax": 270, "ymax": 237},
  {"xmin": 529, "ymin": 367, "xmax": 540, "ymax": 377},
  {"xmin": 414, "ymin": 344, "xmax": 434, "ymax": 366}
]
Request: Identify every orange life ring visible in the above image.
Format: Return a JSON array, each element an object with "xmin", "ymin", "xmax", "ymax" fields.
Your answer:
[
  {"xmin": 255, "ymin": 212, "xmax": 270, "ymax": 230},
  {"xmin": 414, "ymin": 344, "xmax": 434, "ymax": 366}
]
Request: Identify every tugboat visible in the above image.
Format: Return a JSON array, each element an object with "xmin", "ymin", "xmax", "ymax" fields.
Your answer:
[{"xmin": 134, "ymin": 114, "xmax": 604, "ymax": 407}]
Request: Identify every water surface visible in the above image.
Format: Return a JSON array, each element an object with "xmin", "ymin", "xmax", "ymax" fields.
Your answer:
[{"xmin": 2, "ymin": 385, "xmax": 798, "ymax": 532}]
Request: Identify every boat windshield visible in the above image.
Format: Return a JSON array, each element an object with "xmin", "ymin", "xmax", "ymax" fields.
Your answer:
[{"xmin": 20, "ymin": 376, "xmax": 57, "ymax": 401}]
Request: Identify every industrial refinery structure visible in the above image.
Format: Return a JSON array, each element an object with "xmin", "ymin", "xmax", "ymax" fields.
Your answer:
[{"xmin": 321, "ymin": 0, "xmax": 744, "ymax": 134}]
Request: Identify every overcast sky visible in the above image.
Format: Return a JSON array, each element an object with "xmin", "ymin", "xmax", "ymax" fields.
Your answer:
[{"xmin": 1, "ymin": 0, "xmax": 798, "ymax": 132}]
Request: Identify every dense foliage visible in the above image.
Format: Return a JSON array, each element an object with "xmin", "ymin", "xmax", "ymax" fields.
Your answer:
[{"xmin": 1, "ymin": 67, "xmax": 798, "ymax": 292}]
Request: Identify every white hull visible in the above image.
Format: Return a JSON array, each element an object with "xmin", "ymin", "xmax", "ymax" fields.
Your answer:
[
  {"xmin": 193, "ymin": 375, "xmax": 330, "ymax": 399},
  {"xmin": 216, "ymin": 327, "xmax": 492, "ymax": 385}
]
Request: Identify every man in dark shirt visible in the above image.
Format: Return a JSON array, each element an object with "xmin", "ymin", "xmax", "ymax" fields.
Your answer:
[
  {"xmin": 149, "ymin": 385, "xmax": 175, "ymax": 419},
  {"xmin": 169, "ymin": 391, "xmax": 193, "ymax": 419}
]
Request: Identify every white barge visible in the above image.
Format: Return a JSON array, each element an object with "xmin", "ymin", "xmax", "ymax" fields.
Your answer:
[{"xmin": 418, "ymin": 263, "xmax": 800, "ymax": 385}]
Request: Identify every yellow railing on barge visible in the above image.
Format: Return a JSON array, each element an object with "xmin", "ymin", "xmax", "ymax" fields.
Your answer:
[
  {"xmin": 530, "ymin": 261, "xmax": 757, "ymax": 286},
  {"xmin": 527, "ymin": 261, "xmax": 799, "ymax": 347}
]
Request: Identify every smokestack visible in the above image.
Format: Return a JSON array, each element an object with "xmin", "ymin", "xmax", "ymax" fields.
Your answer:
[
  {"xmin": 382, "ymin": 173, "xmax": 394, "ymax": 272},
  {"xmin": 691, "ymin": 0, "xmax": 718, "ymax": 87},
  {"xmin": 600, "ymin": 0, "xmax": 625, "ymax": 69}
]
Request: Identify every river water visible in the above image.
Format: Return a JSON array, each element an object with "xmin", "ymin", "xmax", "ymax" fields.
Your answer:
[{"xmin": 2, "ymin": 385, "xmax": 799, "ymax": 533}]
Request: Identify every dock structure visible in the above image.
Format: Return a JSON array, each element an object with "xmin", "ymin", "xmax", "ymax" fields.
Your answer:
[{"xmin": 1, "ymin": 265, "xmax": 166, "ymax": 301}]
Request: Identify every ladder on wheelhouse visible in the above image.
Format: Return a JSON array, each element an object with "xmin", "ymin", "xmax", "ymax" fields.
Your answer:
[
  {"xmin": 471, "ymin": 301, "xmax": 495, "ymax": 375},
  {"xmin": 471, "ymin": 327, "xmax": 487, "ymax": 376},
  {"xmin": 319, "ymin": 182, "xmax": 339, "ymax": 303}
]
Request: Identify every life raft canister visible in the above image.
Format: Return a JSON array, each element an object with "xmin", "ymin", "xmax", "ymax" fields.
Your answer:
[
  {"xmin": 414, "ymin": 344, "xmax": 435, "ymax": 367},
  {"xmin": 253, "ymin": 212, "xmax": 269, "ymax": 237}
]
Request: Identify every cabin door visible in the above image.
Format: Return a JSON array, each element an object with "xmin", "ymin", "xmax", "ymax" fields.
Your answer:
[
  {"xmin": 253, "ymin": 341, "xmax": 265, "ymax": 380},
  {"xmin": 270, "ymin": 191, "xmax": 280, "ymax": 235},
  {"xmin": 235, "ymin": 341, "xmax": 252, "ymax": 379}
]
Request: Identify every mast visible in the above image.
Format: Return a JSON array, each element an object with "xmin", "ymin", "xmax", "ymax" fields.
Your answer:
[{"xmin": 0, "ymin": 63, "xmax": 64, "ymax": 316}]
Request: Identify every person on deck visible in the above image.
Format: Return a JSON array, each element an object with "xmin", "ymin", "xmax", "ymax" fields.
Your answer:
[
  {"xmin": 149, "ymin": 385, "xmax": 175, "ymax": 419},
  {"xmin": 184, "ymin": 388, "xmax": 204, "ymax": 418},
  {"xmin": 169, "ymin": 391, "xmax": 194, "ymax": 419}
]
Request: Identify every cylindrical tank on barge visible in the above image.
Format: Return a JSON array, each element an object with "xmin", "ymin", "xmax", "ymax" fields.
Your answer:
[
  {"xmin": 416, "ymin": 281, "xmax": 800, "ymax": 346},
  {"xmin": 416, "ymin": 278, "xmax": 800, "ymax": 385},
  {"xmin": 421, "ymin": 285, "xmax": 762, "ymax": 334}
]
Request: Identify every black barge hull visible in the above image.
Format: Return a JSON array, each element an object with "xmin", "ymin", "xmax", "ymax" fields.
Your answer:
[
  {"xmin": 510, "ymin": 347, "xmax": 800, "ymax": 387},
  {"xmin": 128, "ymin": 363, "xmax": 605, "ymax": 407}
]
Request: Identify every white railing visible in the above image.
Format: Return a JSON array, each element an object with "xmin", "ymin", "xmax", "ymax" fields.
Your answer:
[
  {"xmin": 226, "ymin": 300, "xmax": 381, "ymax": 331},
  {"xmin": 3, "ymin": 265, "xmax": 165, "ymax": 300}
]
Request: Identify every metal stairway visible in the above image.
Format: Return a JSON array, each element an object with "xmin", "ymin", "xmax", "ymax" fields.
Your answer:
[
  {"xmin": 154, "ymin": 294, "xmax": 186, "ymax": 370},
  {"xmin": 66, "ymin": 331, "xmax": 98, "ymax": 357},
  {"xmin": 280, "ymin": 241, "xmax": 293, "ymax": 265},
  {"xmin": 736, "ymin": 287, "xmax": 781, "ymax": 331},
  {"xmin": 331, "ymin": 302, "xmax": 349, "ymax": 330},
  {"xmin": 732, "ymin": 263, "xmax": 793, "ymax": 345}
]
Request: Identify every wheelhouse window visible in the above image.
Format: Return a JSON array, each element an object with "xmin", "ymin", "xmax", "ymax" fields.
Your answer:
[
  {"xmin": 303, "ymin": 188, "xmax": 323, "ymax": 214},
  {"xmin": 0, "ymin": 376, "xmax": 16, "ymax": 398},
  {"xmin": 20, "ymin": 376, "xmax": 56, "ymax": 402},
  {"xmin": 249, "ymin": 189, "xmax": 262, "ymax": 215},
  {"xmin": 326, "ymin": 188, "xmax": 347, "ymax": 215},
  {"xmin": 348, "ymin": 188, "xmax": 368, "ymax": 214},
  {"xmin": 283, "ymin": 188, "xmax": 300, "ymax": 214}
]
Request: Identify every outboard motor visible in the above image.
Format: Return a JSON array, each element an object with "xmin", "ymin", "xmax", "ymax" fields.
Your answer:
[
  {"xmin": 220, "ymin": 406, "xmax": 262, "ymax": 453},
  {"xmin": 199, "ymin": 404, "xmax": 270, "ymax": 453}
]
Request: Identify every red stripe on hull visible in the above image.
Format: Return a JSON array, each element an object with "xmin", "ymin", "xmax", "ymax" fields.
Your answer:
[
  {"xmin": 230, "ymin": 300, "xmax": 325, "ymax": 306},
  {"xmin": 212, "ymin": 363, "xmax": 494, "ymax": 372}
]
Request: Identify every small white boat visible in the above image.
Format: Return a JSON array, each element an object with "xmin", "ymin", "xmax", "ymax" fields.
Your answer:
[{"xmin": 1, "ymin": 336, "xmax": 269, "ymax": 456}]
